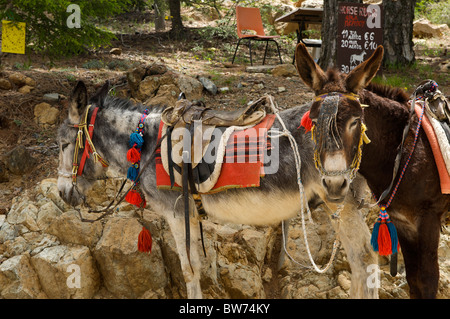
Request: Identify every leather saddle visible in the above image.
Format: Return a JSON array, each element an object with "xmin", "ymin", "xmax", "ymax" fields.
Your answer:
[{"xmin": 161, "ymin": 95, "xmax": 268, "ymax": 127}]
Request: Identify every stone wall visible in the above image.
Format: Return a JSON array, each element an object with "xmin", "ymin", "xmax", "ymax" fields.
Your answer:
[{"xmin": 1, "ymin": 178, "xmax": 449, "ymax": 299}]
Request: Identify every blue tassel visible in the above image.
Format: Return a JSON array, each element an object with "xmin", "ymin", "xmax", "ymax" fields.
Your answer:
[
  {"xmin": 129, "ymin": 132, "xmax": 144, "ymax": 148},
  {"xmin": 387, "ymin": 221, "xmax": 398, "ymax": 254},
  {"xmin": 370, "ymin": 219, "xmax": 380, "ymax": 252},
  {"xmin": 127, "ymin": 165, "xmax": 139, "ymax": 182}
]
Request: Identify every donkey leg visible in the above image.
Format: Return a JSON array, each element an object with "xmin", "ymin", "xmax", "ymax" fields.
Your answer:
[
  {"xmin": 394, "ymin": 209, "xmax": 441, "ymax": 299},
  {"xmin": 326, "ymin": 192, "xmax": 379, "ymax": 299},
  {"xmin": 416, "ymin": 212, "xmax": 441, "ymax": 298},
  {"xmin": 165, "ymin": 213, "xmax": 203, "ymax": 299}
]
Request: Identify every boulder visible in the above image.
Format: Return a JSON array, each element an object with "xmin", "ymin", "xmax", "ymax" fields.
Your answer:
[
  {"xmin": 413, "ymin": 18, "xmax": 450, "ymax": 38},
  {"xmin": 34, "ymin": 102, "xmax": 60, "ymax": 126},
  {"xmin": 109, "ymin": 47, "xmax": 122, "ymax": 55},
  {"xmin": 93, "ymin": 217, "xmax": 168, "ymax": 298},
  {"xmin": 31, "ymin": 245, "xmax": 100, "ymax": 299},
  {"xmin": 0, "ymin": 254, "xmax": 47, "ymax": 298},
  {"xmin": 18, "ymin": 85, "xmax": 34, "ymax": 94},
  {"xmin": 198, "ymin": 76, "xmax": 218, "ymax": 95},
  {"xmin": 177, "ymin": 75, "xmax": 203, "ymax": 100},
  {"xmin": 46, "ymin": 210, "xmax": 103, "ymax": 248},
  {"xmin": 8, "ymin": 73, "xmax": 27, "ymax": 86},
  {"xmin": 3, "ymin": 145, "xmax": 36, "ymax": 175},
  {"xmin": 0, "ymin": 78, "xmax": 12, "ymax": 90},
  {"xmin": 145, "ymin": 84, "xmax": 180, "ymax": 106},
  {"xmin": 272, "ymin": 63, "xmax": 298, "ymax": 77},
  {"xmin": 137, "ymin": 72, "xmax": 178, "ymax": 101}
]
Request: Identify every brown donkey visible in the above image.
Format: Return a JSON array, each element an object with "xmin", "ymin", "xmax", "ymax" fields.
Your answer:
[{"xmin": 295, "ymin": 43, "xmax": 450, "ymax": 298}]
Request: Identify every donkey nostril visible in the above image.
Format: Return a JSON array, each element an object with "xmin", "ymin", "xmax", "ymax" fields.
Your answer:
[
  {"xmin": 341, "ymin": 179, "xmax": 347, "ymax": 190},
  {"xmin": 59, "ymin": 191, "xmax": 63, "ymax": 198},
  {"xmin": 322, "ymin": 178, "xmax": 329, "ymax": 190}
]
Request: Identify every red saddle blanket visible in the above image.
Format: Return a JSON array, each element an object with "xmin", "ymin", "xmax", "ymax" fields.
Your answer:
[
  {"xmin": 415, "ymin": 104, "xmax": 450, "ymax": 194},
  {"xmin": 155, "ymin": 114, "xmax": 276, "ymax": 194}
]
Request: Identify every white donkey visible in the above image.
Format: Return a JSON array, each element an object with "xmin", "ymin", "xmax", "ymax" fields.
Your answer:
[{"xmin": 57, "ymin": 45, "xmax": 384, "ymax": 298}]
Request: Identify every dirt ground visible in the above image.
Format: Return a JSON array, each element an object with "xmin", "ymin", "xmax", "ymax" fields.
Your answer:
[{"xmin": 0, "ymin": 10, "xmax": 449, "ymax": 214}]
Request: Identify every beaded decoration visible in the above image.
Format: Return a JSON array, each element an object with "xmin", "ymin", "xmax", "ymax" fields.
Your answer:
[{"xmin": 125, "ymin": 109, "xmax": 149, "ymax": 208}]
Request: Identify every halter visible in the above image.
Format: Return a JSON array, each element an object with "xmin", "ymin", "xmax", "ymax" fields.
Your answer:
[
  {"xmin": 310, "ymin": 92, "xmax": 370, "ymax": 180},
  {"xmin": 71, "ymin": 105, "xmax": 109, "ymax": 184}
]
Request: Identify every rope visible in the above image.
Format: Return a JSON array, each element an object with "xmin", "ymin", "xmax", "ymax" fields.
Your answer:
[{"xmin": 265, "ymin": 95, "xmax": 339, "ymax": 273}]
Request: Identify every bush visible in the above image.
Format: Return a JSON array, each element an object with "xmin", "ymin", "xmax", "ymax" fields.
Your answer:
[{"xmin": 0, "ymin": 0, "xmax": 131, "ymax": 57}]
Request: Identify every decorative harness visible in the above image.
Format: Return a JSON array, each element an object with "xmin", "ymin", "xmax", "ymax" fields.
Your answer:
[
  {"xmin": 71, "ymin": 105, "xmax": 109, "ymax": 184},
  {"xmin": 308, "ymin": 92, "xmax": 370, "ymax": 181}
]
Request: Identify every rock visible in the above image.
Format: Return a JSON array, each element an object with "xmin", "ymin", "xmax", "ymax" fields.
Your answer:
[
  {"xmin": 246, "ymin": 65, "xmax": 275, "ymax": 73},
  {"xmin": 109, "ymin": 47, "xmax": 122, "ymax": 55},
  {"xmin": 177, "ymin": 75, "xmax": 203, "ymax": 100},
  {"xmin": 278, "ymin": 86, "xmax": 287, "ymax": 93},
  {"xmin": 7, "ymin": 201, "xmax": 40, "ymax": 232},
  {"xmin": 34, "ymin": 102, "xmax": 60, "ymax": 126},
  {"xmin": 36, "ymin": 201, "xmax": 63, "ymax": 232},
  {"xmin": 25, "ymin": 77, "xmax": 36, "ymax": 87},
  {"xmin": 272, "ymin": 63, "xmax": 298, "ymax": 77},
  {"xmin": 46, "ymin": 210, "xmax": 103, "ymax": 248},
  {"xmin": 127, "ymin": 66, "xmax": 146, "ymax": 94},
  {"xmin": 198, "ymin": 76, "xmax": 218, "ymax": 95},
  {"xmin": 0, "ymin": 78, "xmax": 12, "ymax": 90},
  {"xmin": 218, "ymin": 87, "xmax": 230, "ymax": 93},
  {"xmin": 18, "ymin": 85, "xmax": 34, "ymax": 94},
  {"xmin": 255, "ymin": 83, "xmax": 264, "ymax": 90},
  {"xmin": 146, "ymin": 63, "xmax": 168, "ymax": 76},
  {"xmin": 145, "ymin": 84, "xmax": 180, "ymax": 106},
  {"xmin": 31, "ymin": 245, "xmax": 100, "ymax": 298},
  {"xmin": 3, "ymin": 145, "xmax": 36, "ymax": 175},
  {"xmin": 37, "ymin": 178, "xmax": 71, "ymax": 212},
  {"xmin": 8, "ymin": 73, "xmax": 26, "ymax": 86},
  {"xmin": 0, "ymin": 254, "xmax": 47, "ymax": 298},
  {"xmin": 93, "ymin": 217, "xmax": 168, "ymax": 298},
  {"xmin": 43, "ymin": 93, "xmax": 60, "ymax": 103},
  {"xmin": 413, "ymin": 18, "xmax": 450, "ymax": 38},
  {"xmin": 137, "ymin": 73, "xmax": 177, "ymax": 101}
]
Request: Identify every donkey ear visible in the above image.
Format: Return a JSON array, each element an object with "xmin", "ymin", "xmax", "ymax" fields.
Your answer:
[
  {"xmin": 346, "ymin": 46, "xmax": 384, "ymax": 93},
  {"xmin": 90, "ymin": 80, "xmax": 110, "ymax": 107},
  {"xmin": 294, "ymin": 43, "xmax": 327, "ymax": 94},
  {"xmin": 69, "ymin": 81, "xmax": 88, "ymax": 122}
]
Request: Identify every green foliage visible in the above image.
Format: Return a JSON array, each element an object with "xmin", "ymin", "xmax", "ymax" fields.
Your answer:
[
  {"xmin": 415, "ymin": 0, "xmax": 450, "ymax": 26},
  {"xmin": 0, "ymin": 0, "xmax": 132, "ymax": 57}
]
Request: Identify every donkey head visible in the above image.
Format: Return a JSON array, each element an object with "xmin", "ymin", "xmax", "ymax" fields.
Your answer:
[
  {"xmin": 295, "ymin": 43, "xmax": 383, "ymax": 202},
  {"xmin": 57, "ymin": 80, "xmax": 110, "ymax": 207}
]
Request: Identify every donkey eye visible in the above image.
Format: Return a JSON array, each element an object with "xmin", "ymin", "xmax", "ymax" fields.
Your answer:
[
  {"xmin": 61, "ymin": 143, "xmax": 70, "ymax": 151},
  {"xmin": 349, "ymin": 119, "xmax": 359, "ymax": 128}
]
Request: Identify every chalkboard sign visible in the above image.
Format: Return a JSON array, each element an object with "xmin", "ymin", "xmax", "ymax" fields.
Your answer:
[{"xmin": 337, "ymin": 3, "xmax": 383, "ymax": 74}]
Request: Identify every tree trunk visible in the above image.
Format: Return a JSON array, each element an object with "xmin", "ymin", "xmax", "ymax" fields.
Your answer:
[
  {"xmin": 382, "ymin": 0, "xmax": 416, "ymax": 66},
  {"xmin": 319, "ymin": 0, "xmax": 362, "ymax": 70},
  {"xmin": 168, "ymin": 0, "xmax": 184, "ymax": 36},
  {"xmin": 154, "ymin": 0, "xmax": 166, "ymax": 32}
]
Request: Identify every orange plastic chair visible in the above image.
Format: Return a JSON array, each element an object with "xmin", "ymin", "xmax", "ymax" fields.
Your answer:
[{"xmin": 232, "ymin": 6, "xmax": 282, "ymax": 65}]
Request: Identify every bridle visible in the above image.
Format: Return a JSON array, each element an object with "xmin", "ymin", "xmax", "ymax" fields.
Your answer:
[
  {"xmin": 310, "ymin": 92, "xmax": 370, "ymax": 181},
  {"xmin": 59, "ymin": 104, "xmax": 109, "ymax": 185}
]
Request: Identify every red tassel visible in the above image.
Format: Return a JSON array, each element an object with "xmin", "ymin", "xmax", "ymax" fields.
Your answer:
[
  {"xmin": 125, "ymin": 189, "xmax": 145, "ymax": 207},
  {"xmin": 299, "ymin": 110, "xmax": 313, "ymax": 132},
  {"xmin": 138, "ymin": 226, "xmax": 152, "ymax": 253},
  {"xmin": 127, "ymin": 147, "xmax": 141, "ymax": 163},
  {"xmin": 377, "ymin": 223, "xmax": 393, "ymax": 256}
]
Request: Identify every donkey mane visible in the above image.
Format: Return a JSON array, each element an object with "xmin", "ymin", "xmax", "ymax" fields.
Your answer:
[
  {"xmin": 100, "ymin": 95, "xmax": 167, "ymax": 114},
  {"xmin": 366, "ymin": 83, "xmax": 409, "ymax": 104}
]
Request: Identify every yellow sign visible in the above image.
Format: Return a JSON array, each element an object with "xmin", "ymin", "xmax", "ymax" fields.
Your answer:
[{"xmin": 1, "ymin": 20, "xmax": 26, "ymax": 54}]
